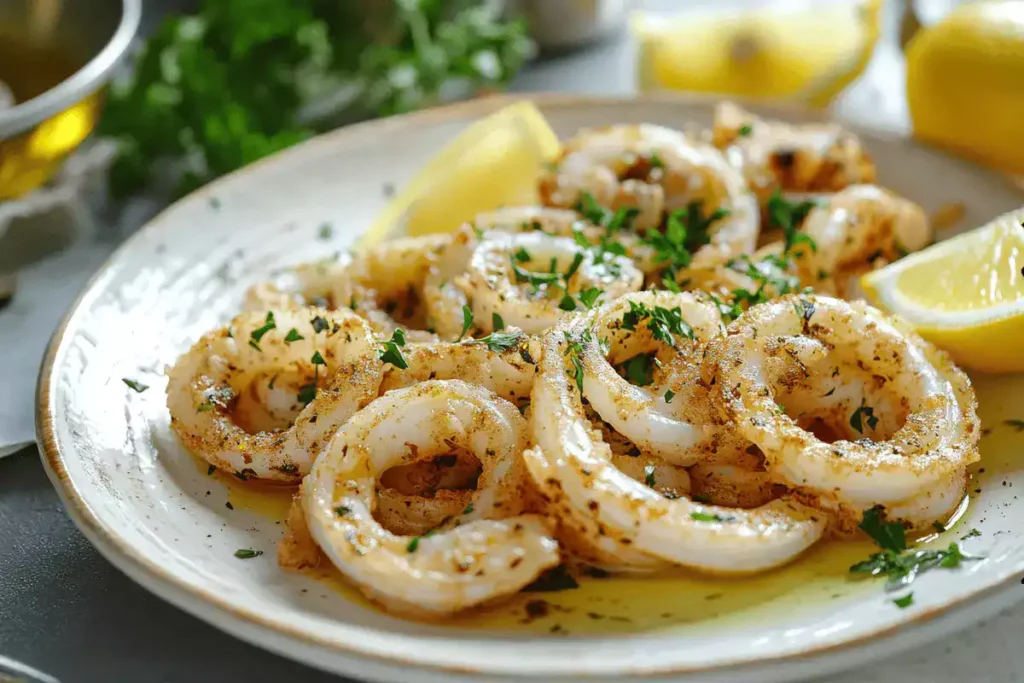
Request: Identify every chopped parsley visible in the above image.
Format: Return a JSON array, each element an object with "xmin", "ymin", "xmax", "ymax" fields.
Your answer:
[
  {"xmin": 334, "ymin": 505, "xmax": 351, "ymax": 516},
  {"xmin": 406, "ymin": 530, "xmax": 436, "ymax": 553},
  {"xmin": 892, "ymin": 593, "xmax": 914, "ymax": 608},
  {"xmin": 558, "ymin": 293, "xmax": 578, "ymax": 311},
  {"xmin": 563, "ymin": 329, "xmax": 593, "ymax": 393},
  {"xmin": 298, "ymin": 350, "xmax": 327, "ymax": 405},
  {"xmin": 207, "ymin": 465, "xmax": 216, "ymax": 476},
  {"xmin": 318, "ymin": 222, "xmax": 333, "ymax": 240},
  {"xmin": 250, "ymin": 311, "xmax": 276, "ymax": 345},
  {"xmin": 463, "ymin": 329, "xmax": 524, "ymax": 353},
  {"xmin": 738, "ymin": 124, "xmax": 753, "ymax": 137},
  {"xmin": 850, "ymin": 404, "xmax": 880, "ymax": 434},
  {"xmin": 648, "ymin": 151, "xmax": 664, "ymax": 168},
  {"xmin": 457, "ymin": 305, "xmax": 473, "ymax": 341},
  {"xmin": 620, "ymin": 354, "xmax": 656, "ymax": 387},
  {"xmin": 664, "ymin": 389, "xmax": 675, "ymax": 403},
  {"xmin": 513, "ymin": 246, "xmax": 532, "ymax": 263},
  {"xmin": 234, "ymin": 548, "xmax": 263, "ymax": 559},
  {"xmin": 850, "ymin": 507, "xmax": 980, "ymax": 592},
  {"xmin": 644, "ymin": 464, "xmax": 656, "ymax": 487},
  {"xmin": 621, "ymin": 301, "xmax": 694, "ymax": 347},
  {"xmin": 284, "ymin": 328, "xmax": 304, "ymax": 343},
  {"xmin": 577, "ymin": 287, "xmax": 603, "ymax": 309},
  {"xmin": 766, "ymin": 190, "xmax": 818, "ymax": 254},
  {"xmin": 492, "ymin": 313, "xmax": 505, "ymax": 331},
  {"xmin": 379, "ymin": 328, "xmax": 409, "ymax": 369},
  {"xmin": 122, "ymin": 378, "xmax": 149, "ymax": 393},
  {"xmin": 690, "ymin": 512, "xmax": 735, "ymax": 522},
  {"xmin": 961, "ymin": 528, "xmax": 982, "ymax": 540},
  {"xmin": 462, "ymin": 503, "xmax": 475, "ymax": 515},
  {"xmin": 511, "ymin": 257, "xmax": 564, "ymax": 290},
  {"xmin": 310, "ymin": 315, "xmax": 329, "ymax": 334}
]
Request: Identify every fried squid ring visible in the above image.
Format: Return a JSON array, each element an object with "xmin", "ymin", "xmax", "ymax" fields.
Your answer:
[
  {"xmin": 540, "ymin": 123, "xmax": 759, "ymax": 270},
  {"xmin": 302, "ymin": 380, "xmax": 559, "ymax": 617},
  {"xmin": 526, "ymin": 318, "xmax": 825, "ymax": 573},
  {"xmin": 707, "ymin": 294, "xmax": 979, "ymax": 529},
  {"xmin": 467, "ymin": 231, "xmax": 642, "ymax": 335},
  {"xmin": 795, "ymin": 185, "xmax": 931, "ymax": 298},
  {"xmin": 712, "ymin": 101, "xmax": 876, "ymax": 199},
  {"xmin": 166, "ymin": 308, "xmax": 382, "ymax": 482},
  {"xmin": 580, "ymin": 291, "xmax": 726, "ymax": 466}
]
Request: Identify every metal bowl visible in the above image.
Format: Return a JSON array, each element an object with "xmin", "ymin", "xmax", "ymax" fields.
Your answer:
[{"xmin": 0, "ymin": 0, "xmax": 140, "ymax": 199}]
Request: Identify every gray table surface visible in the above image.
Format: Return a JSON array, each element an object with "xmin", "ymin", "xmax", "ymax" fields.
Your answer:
[{"xmin": 4, "ymin": 4, "xmax": 1024, "ymax": 683}]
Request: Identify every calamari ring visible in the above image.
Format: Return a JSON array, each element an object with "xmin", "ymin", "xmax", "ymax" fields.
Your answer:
[
  {"xmin": 467, "ymin": 231, "xmax": 642, "ymax": 335},
  {"xmin": 380, "ymin": 337, "xmax": 537, "ymax": 404},
  {"xmin": 707, "ymin": 294, "xmax": 979, "ymax": 524},
  {"xmin": 166, "ymin": 307, "xmax": 382, "ymax": 482},
  {"xmin": 580, "ymin": 291, "xmax": 727, "ymax": 466},
  {"xmin": 712, "ymin": 101, "xmax": 876, "ymax": 200},
  {"xmin": 795, "ymin": 185, "xmax": 931, "ymax": 298},
  {"xmin": 245, "ymin": 235, "xmax": 448, "ymax": 343},
  {"xmin": 526, "ymin": 318, "xmax": 826, "ymax": 573},
  {"xmin": 302, "ymin": 380, "xmax": 559, "ymax": 617},
  {"xmin": 539, "ymin": 123, "xmax": 759, "ymax": 269}
]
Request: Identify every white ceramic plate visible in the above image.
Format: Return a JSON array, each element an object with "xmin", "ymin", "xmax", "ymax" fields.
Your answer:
[{"xmin": 38, "ymin": 95, "xmax": 1024, "ymax": 683}]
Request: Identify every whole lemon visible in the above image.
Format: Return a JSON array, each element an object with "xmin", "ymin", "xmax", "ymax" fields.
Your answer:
[{"xmin": 907, "ymin": 1, "xmax": 1024, "ymax": 175}]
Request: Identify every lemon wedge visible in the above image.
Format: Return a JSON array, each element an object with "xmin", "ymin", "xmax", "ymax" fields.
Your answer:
[
  {"xmin": 632, "ymin": 1, "xmax": 881, "ymax": 107},
  {"xmin": 861, "ymin": 210, "xmax": 1024, "ymax": 373},
  {"xmin": 360, "ymin": 101, "xmax": 560, "ymax": 247}
]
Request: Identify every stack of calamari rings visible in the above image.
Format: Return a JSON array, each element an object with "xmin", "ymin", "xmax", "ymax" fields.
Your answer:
[{"xmin": 166, "ymin": 107, "xmax": 979, "ymax": 618}]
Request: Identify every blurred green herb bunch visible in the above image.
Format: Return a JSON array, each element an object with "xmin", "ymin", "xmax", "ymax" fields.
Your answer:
[{"xmin": 100, "ymin": 0, "xmax": 534, "ymax": 198}]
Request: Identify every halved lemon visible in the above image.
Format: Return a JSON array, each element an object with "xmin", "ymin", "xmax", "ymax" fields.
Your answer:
[
  {"xmin": 632, "ymin": 0, "xmax": 882, "ymax": 108},
  {"xmin": 360, "ymin": 101, "xmax": 560, "ymax": 247},
  {"xmin": 861, "ymin": 210, "xmax": 1024, "ymax": 373}
]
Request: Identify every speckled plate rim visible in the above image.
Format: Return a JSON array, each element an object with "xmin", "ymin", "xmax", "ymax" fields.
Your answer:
[{"xmin": 36, "ymin": 93, "xmax": 1024, "ymax": 683}]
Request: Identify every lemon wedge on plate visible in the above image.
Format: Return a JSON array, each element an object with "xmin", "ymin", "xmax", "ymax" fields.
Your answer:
[
  {"xmin": 861, "ymin": 210, "xmax": 1024, "ymax": 373},
  {"xmin": 632, "ymin": 0, "xmax": 881, "ymax": 107},
  {"xmin": 360, "ymin": 101, "xmax": 560, "ymax": 247}
]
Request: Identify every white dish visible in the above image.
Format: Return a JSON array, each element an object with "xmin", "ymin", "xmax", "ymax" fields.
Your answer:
[{"xmin": 38, "ymin": 94, "xmax": 1024, "ymax": 683}]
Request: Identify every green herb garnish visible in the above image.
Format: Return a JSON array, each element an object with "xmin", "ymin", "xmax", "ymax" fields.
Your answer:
[
  {"xmin": 690, "ymin": 512, "xmax": 735, "ymax": 522},
  {"xmin": 850, "ymin": 404, "xmax": 879, "ymax": 434},
  {"xmin": 457, "ymin": 305, "xmax": 473, "ymax": 342},
  {"xmin": 250, "ymin": 311, "xmax": 277, "ymax": 345},
  {"xmin": 621, "ymin": 301, "xmax": 694, "ymax": 348},
  {"xmin": 379, "ymin": 328, "xmax": 409, "ymax": 369},
  {"xmin": 463, "ymin": 329, "xmax": 524, "ymax": 353},
  {"xmin": 492, "ymin": 312, "xmax": 505, "ymax": 331},
  {"xmin": 234, "ymin": 549, "xmax": 263, "ymax": 559},
  {"xmin": 892, "ymin": 593, "xmax": 914, "ymax": 608},
  {"xmin": 284, "ymin": 328, "xmax": 304, "ymax": 343},
  {"xmin": 664, "ymin": 389, "xmax": 675, "ymax": 403},
  {"xmin": 644, "ymin": 464, "xmax": 656, "ymax": 487},
  {"xmin": 122, "ymin": 378, "xmax": 149, "ymax": 393}
]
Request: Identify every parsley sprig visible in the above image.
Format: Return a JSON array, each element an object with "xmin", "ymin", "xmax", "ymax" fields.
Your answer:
[
  {"xmin": 379, "ymin": 328, "xmax": 408, "ymax": 369},
  {"xmin": 101, "ymin": 0, "xmax": 534, "ymax": 198},
  {"xmin": 645, "ymin": 201, "xmax": 729, "ymax": 283},
  {"xmin": 621, "ymin": 301, "xmax": 694, "ymax": 348},
  {"xmin": 850, "ymin": 506, "xmax": 980, "ymax": 598}
]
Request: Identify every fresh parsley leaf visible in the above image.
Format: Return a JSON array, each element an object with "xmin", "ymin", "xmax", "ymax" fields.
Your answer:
[
  {"xmin": 690, "ymin": 512, "xmax": 735, "ymax": 522},
  {"xmin": 577, "ymin": 287, "xmax": 603, "ymax": 309},
  {"xmin": 738, "ymin": 124, "xmax": 753, "ymax": 136},
  {"xmin": 492, "ymin": 312, "xmax": 505, "ymax": 331},
  {"xmin": 318, "ymin": 223, "xmax": 333, "ymax": 240},
  {"xmin": 892, "ymin": 593, "xmax": 914, "ymax": 608},
  {"xmin": 767, "ymin": 190, "xmax": 818, "ymax": 254},
  {"xmin": 513, "ymin": 246, "xmax": 532, "ymax": 263},
  {"xmin": 379, "ymin": 328, "xmax": 409, "ymax": 369},
  {"xmin": 511, "ymin": 258, "xmax": 562, "ymax": 289},
  {"xmin": 457, "ymin": 305, "xmax": 473, "ymax": 341},
  {"xmin": 234, "ymin": 549, "xmax": 263, "ymax": 559},
  {"xmin": 621, "ymin": 354, "xmax": 655, "ymax": 387},
  {"xmin": 850, "ymin": 543, "xmax": 976, "ymax": 592},
  {"xmin": 310, "ymin": 315, "xmax": 329, "ymax": 334},
  {"xmin": 859, "ymin": 506, "xmax": 906, "ymax": 552},
  {"xmin": 310, "ymin": 350, "xmax": 326, "ymax": 366},
  {"xmin": 122, "ymin": 378, "xmax": 149, "ymax": 393},
  {"xmin": 644, "ymin": 464, "xmax": 657, "ymax": 487},
  {"xmin": 620, "ymin": 301, "xmax": 694, "ymax": 347},
  {"xmin": 563, "ymin": 329, "xmax": 593, "ymax": 394},
  {"xmin": 559, "ymin": 294, "xmax": 577, "ymax": 311},
  {"xmin": 250, "ymin": 311, "xmax": 276, "ymax": 343},
  {"xmin": 565, "ymin": 252, "xmax": 585, "ymax": 281},
  {"xmin": 648, "ymin": 151, "xmax": 664, "ymax": 168},
  {"xmin": 284, "ymin": 328, "xmax": 304, "ymax": 343},
  {"xmin": 297, "ymin": 382, "xmax": 317, "ymax": 406},
  {"xmin": 850, "ymin": 404, "xmax": 880, "ymax": 434},
  {"xmin": 664, "ymin": 389, "xmax": 675, "ymax": 403},
  {"xmin": 334, "ymin": 505, "xmax": 351, "ymax": 516},
  {"xmin": 462, "ymin": 503, "xmax": 474, "ymax": 515},
  {"xmin": 464, "ymin": 329, "xmax": 524, "ymax": 353}
]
